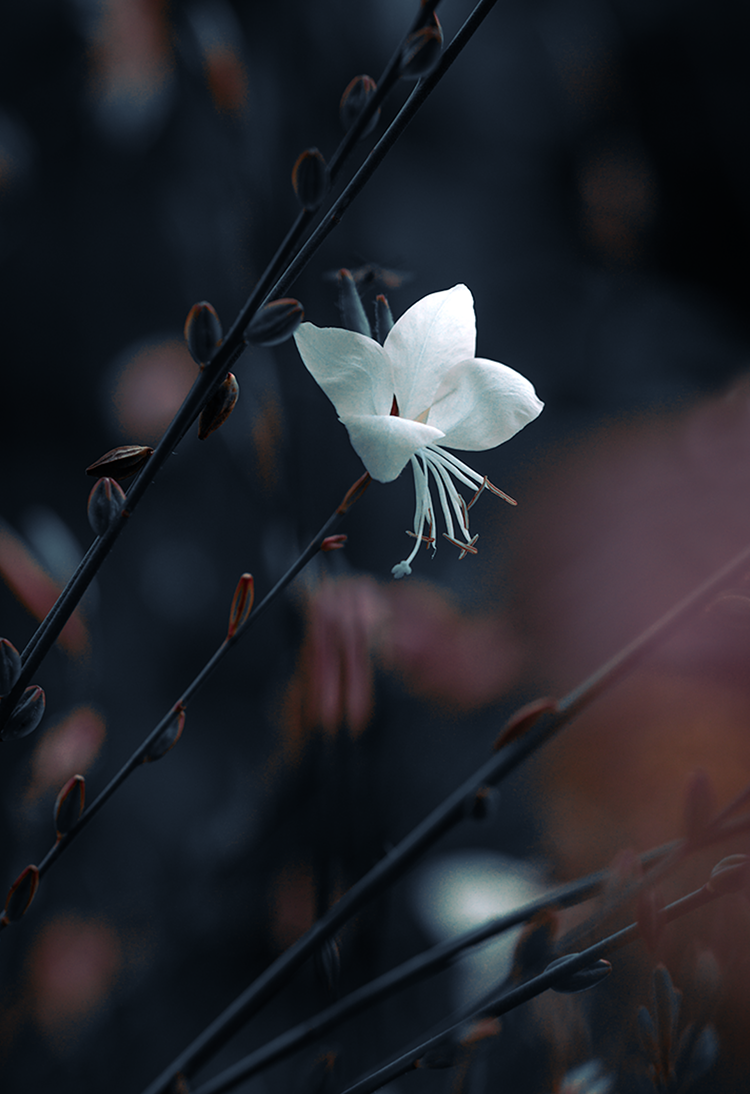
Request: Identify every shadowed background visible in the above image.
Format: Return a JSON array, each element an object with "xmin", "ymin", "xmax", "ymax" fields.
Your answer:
[{"xmin": 0, "ymin": 0, "xmax": 749, "ymax": 1091}]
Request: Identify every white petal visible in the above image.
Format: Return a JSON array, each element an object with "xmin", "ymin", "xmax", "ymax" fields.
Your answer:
[
  {"xmin": 294, "ymin": 323, "xmax": 393, "ymax": 418},
  {"xmin": 342, "ymin": 413, "xmax": 444, "ymax": 482},
  {"xmin": 384, "ymin": 285, "xmax": 476, "ymax": 421},
  {"xmin": 429, "ymin": 358, "xmax": 544, "ymax": 451}
]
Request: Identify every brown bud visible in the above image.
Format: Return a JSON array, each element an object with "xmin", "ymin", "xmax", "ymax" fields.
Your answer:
[
  {"xmin": 54, "ymin": 774, "xmax": 85, "ymax": 837},
  {"xmin": 1, "ymin": 685, "xmax": 45, "ymax": 742},
  {"xmin": 143, "ymin": 705, "xmax": 186, "ymax": 763},
  {"xmin": 245, "ymin": 298, "xmax": 304, "ymax": 346},
  {"xmin": 184, "ymin": 301, "xmax": 223, "ymax": 365},
  {"xmin": 87, "ymin": 477, "xmax": 127, "ymax": 537},
  {"xmin": 227, "ymin": 573, "xmax": 254, "ymax": 639},
  {"xmin": 339, "ymin": 75, "xmax": 380, "ymax": 137},
  {"xmin": 198, "ymin": 373, "xmax": 239, "ymax": 440},
  {"xmin": 2, "ymin": 864, "xmax": 39, "ymax": 924},
  {"xmin": 400, "ymin": 19, "xmax": 443, "ymax": 79},
  {"xmin": 0, "ymin": 638, "xmax": 21, "ymax": 697},
  {"xmin": 86, "ymin": 445, "xmax": 153, "ymax": 481},
  {"xmin": 291, "ymin": 148, "xmax": 329, "ymax": 211}
]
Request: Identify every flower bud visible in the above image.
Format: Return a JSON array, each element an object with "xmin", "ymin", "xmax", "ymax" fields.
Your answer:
[
  {"xmin": 339, "ymin": 75, "xmax": 380, "ymax": 137},
  {"xmin": 198, "ymin": 373, "xmax": 240, "ymax": 440},
  {"xmin": 400, "ymin": 18, "xmax": 443, "ymax": 79},
  {"xmin": 1, "ymin": 685, "xmax": 46, "ymax": 742},
  {"xmin": 143, "ymin": 705, "xmax": 185, "ymax": 763},
  {"xmin": 374, "ymin": 294, "xmax": 393, "ymax": 343},
  {"xmin": 337, "ymin": 269, "xmax": 371, "ymax": 337},
  {"xmin": 184, "ymin": 301, "xmax": 223, "ymax": 365},
  {"xmin": 292, "ymin": 148, "xmax": 329, "ymax": 211},
  {"xmin": 546, "ymin": 954, "xmax": 612, "ymax": 994},
  {"xmin": 320, "ymin": 534, "xmax": 347, "ymax": 553},
  {"xmin": 245, "ymin": 298, "xmax": 304, "ymax": 346},
  {"xmin": 706, "ymin": 853, "xmax": 749, "ymax": 895},
  {"xmin": 0, "ymin": 638, "xmax": 21, "ymax": 697},
  {"xmin": 86, "ymin": 445, "xmax": 153, "ymax": 480},
  {"xmin": 2, "ymin": 864, "xmax": 39, "ymax": 924},
  {"xmin": 54, "ymin": 774, "xmax": 85, "ymax": 837},
  {"xmin": 227, "ymin": 573, "xmax": 254, "ymax": 639},
  {"xmin": 87, "ymin": 477, "xmax": 127, "ymax": 537}
]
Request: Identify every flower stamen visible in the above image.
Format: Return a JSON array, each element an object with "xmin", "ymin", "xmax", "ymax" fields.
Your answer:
[{"xmin": 443, "ymin": 532, "xmax": 479, "ymax": 559}]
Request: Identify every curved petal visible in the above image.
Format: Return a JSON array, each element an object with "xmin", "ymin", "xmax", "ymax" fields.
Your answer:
[
  {"xmin": 294, "ymin": 324, "xmax": 393, "ymax": 418},
  {"xmin": 429, "ymin": 358, "xmax": 544, "ymax": 451},
  {"xmin": 384, "ymin": 285, "xmax": 476, "ymax": 420},
  {"xmin": 342, "ymin": 413, "xmax": 444, "ymax": 482}
]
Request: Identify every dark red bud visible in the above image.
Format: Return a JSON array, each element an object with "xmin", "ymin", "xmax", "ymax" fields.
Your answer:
[
  {"xmin": 492, "ymin": 697, "xmax": 558, "ymax": 752},
  {"xmin": 86, "ymin": 445, "xmax": 153, "ymax": 480},
  {"xmin": 143, "ymin": 705, "xmax": 186, "ymax": 763},
  {"xmin": 184, "ymin": 301, "xmax": 223, "ymax": 365},
  {"xmin": 87, "ymin": 477, "xmax": 127, "ymax": 537},
  {"xmin": 1, "ymin": 685, "xmax": 46, "ymax": 742},
  {"xmin": 320, "ymin": 534, "xmax": 348, "ymax": 553},
  {"xmin": 54, "ymin": 774, "xmax": 85, "ymax": 837},
  {"xmin": 227, "ymin": 574, "xmax": 254, "ymax": 639},
  {"xmin": 245, "ymin": 298, "xmax": 304, "ymax": 346},
  {"xmin": 2, "ymin": 864, "xmax": 39, "ymax": 924},
  {"xmin": 198, "ymin": 373, "xmax": 240, "ymax": 440},
  {"xmin": 0, "ymin": 638, "xmax": 22, "ymax": 697},
  {"xmin": 291, "ymin": 148, "xmax": 329, "ymax": 211},
  {"xmin": 374, "ymin": 294, "xmax": 394, "ymax": 343},
  {"xmin": 400, "ymin": 20, "xmax": 443, "ymax": 79},
  {"xmin": 339, "ymin": 75, "xmax": 380, "ymax": 137}
]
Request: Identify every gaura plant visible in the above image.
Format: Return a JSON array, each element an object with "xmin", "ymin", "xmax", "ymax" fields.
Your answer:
[{"xmin": 294, "ymin": 284, "xmax": 543, "ymax": 576}]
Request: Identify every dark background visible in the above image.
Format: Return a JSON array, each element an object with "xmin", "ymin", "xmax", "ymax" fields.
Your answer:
[{"xmin": 0, "ymin": 0, "xmax": 749, "ymax": 1091}]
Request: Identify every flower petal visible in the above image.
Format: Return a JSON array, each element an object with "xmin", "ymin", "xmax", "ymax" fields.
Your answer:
[
  {"xmin": 429, "ymin": 358, "xmax": 544, "ymax": 451},
  {"xmin": 294, "ymin": 323, "xmax": 393, "ymax": 418},
  {"xmin": 342, "ymin": 414, "xmax": 444, "ymax": 482},
  {"xmin": 384, "ymin": 285, "xmax": 476, "ymax": 420}
]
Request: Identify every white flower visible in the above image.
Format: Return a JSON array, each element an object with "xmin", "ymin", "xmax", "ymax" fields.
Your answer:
[{"xmin": 294, "ymin": 285, "xmax": 543, "ymax": 577}]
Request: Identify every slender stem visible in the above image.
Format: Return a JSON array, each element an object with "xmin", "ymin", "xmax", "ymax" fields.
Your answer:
[
  {"xmin": 31, "ymin": 478, "xmax": 367, "ymax": 883},
  {"xmin": 0, "ymin": 0, "xmax": 443, "ymax": 734},
  {"xmin": 333, "ymin": 885, "xmax": 721, "ymax": 1094},
  {"xmin": 139, "ymin": 530, "xmax": 750, "ymax": 1093}
]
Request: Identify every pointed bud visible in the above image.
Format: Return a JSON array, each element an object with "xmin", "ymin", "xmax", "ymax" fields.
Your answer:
[
  {"xmin": 400, "ymin": 18, "xmax": 443, "ymax": 79},
  {"xmin": 87, "ymin": 477, "xmax": 127, "ymax": 536},
  {"xmin": 337, "ymin": 471, "xmax": 371, "ymax": 515},
  {"xmin": 320, "ymin": 534, "xmax": 348, "ymax": 553},
  {"xmin": 227, "ymin": 574, "xmax": 254, "ymax": 639},
  {"xmin": 337, "ymin": 269, "xmax": 371, "ymax": 337},
  {"xmin": 245, "ymin": 298, "xmax": 304, "ymax": 346},
  {"xmin": 706, "ymin": 854, "xmax": 749, "ymax": 895},
  {"xmin": 0, "ymin": 638, "xmax": 22, "ymax": 697},
  {"xmin": 492, "ymin": 698, "xmax": 558, "ymax": 751},
  {"xmin": 292, "ymin": 148, "xmax": 329, "ymax": 211},
  {"xmin": 2, "ymin": 864, "xmax": 39, "ymax": 924},
  {"xmin": 184, "ymin": 301, "xmax": 223, "ymax": 365},
  {"xmin": 1, "ymin": 685, "xmax": 46, "ymax": 742},
  {"xmin": 143, "ymin": 705, "xmax": 185, "ymax": 762},
  {"xmin": 54, "ymin": 774, "xmax": 85, "ymax": 837},
  {"xmin": 374, "ymin": 294, "xmax": 394, "ymax": 343},
  {"xmin": 198, "ymin": 373, "xmax": 240, "ymax": 440},
  {"xmin": 339, "ymin": 75, "xmax": 380, "ymax": 137},
  {"xmin": 86, "ymin": 445, "xmax": 153, "ymax": 480},
  {"xmin": 546, "ymin": 954, "xmax": 612, "ymax": 994}
]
